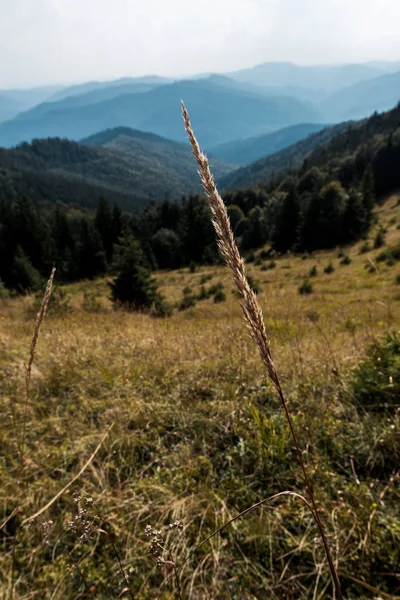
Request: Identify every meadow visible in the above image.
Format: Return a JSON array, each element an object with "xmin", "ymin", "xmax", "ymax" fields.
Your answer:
[{"xmin": 0, "ymin": 194, "xmax": 399, "ymax": 599}]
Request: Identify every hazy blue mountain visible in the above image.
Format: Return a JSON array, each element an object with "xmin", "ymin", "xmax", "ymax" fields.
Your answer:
[
  {"xmin": 228, "ymin": 61, "xmax": 386, "ymax": 92},
  {"xmin": 0, "ymin": 85, "xmax": 64, "ymax": 122},
  {"xmin": 0, "ymin": 130, "xmax": 235, "ymax": 210},
  {"xmin": 48, "ymin": 76, "xmax": 172, "ymax": 102},
  {"xmin": 13, "ymin": 82, "xmax": 164, "ymax": 122},
  {"xmin": 209, "ymin": 123, "xmax": 327, "ymax": 165},
  {"xmin": 0, "ymin": 79, "xmax": 321, "ymax": 148},
  {"xmin": 0, "ymin": 96, "xmax": 25, "ymax": 123},
  {"xmin": 321, "ymin": 70, "xmax": 400, "ymax": 121},
  {"xmin": 218, "ymin": 121, "xmax": 352, "ymax": 190}
]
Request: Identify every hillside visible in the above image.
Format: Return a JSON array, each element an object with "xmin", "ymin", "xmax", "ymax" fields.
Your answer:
[
  {"xmin": 48, "ymin": 75, "xmax": 172, "ymax": 102},
  {"xmin": 218, "ymin": 121, "xmax": 351, "ymax": 189},
  {"xmin": 0, "ymin": 79, "xmax": 321, "ymax": 148},
  {"xmin": 1, "ymin": 195, "xmax": 399, "ymax": 598},
  {"xmin": 12, "ymin": 82, "xmax": 162, "ymax": 123},
  {"xmin": 210, "ymin": 123, "xmax": 327, "ymax": 165},
  {"xmin": 321, "ymin": 70, "xmax": 400, "ymax": 121},
  {"xmin": 0, "ymin": 132, "xmax": 234, "ymax": 210},
  {"xmin": 0, "ymin": 85, "xmax": 63, "ymax": 122}
]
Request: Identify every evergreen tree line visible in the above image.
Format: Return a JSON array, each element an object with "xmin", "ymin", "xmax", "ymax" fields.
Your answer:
[{"xmin": 0, "ymin": 161, "xmax": 377, "ymax": 297}]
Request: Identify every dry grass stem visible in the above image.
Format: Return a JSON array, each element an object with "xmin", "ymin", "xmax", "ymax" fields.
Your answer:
[
  {"xmin": 20, "ymin": 267, "xmax": 56, "ymax": 468},
  {"xmin": 181, "ymin": 100, "xmax": 344, "ymax": 599}
]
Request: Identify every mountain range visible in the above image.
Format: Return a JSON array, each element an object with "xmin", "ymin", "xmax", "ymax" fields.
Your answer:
[{"xmin": 0, "ymin": 60, "xmax": 399, "ymax": 151}]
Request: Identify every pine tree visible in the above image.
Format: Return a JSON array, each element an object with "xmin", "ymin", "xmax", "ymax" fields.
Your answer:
[
  {"xmin": 11, "ymin": 246, "xmax": 42, "ymax": 292},
  {"xmin": 76, "ymin": 219, "xmax": 106, "ymax": 280},
  {"xmin": 361, "ymin": 164, "xmax": 375, "ymax": 226},
  {"xmin": 95, "ymin": 197, "xmax": 113, "ymax": 264},
  {"xmin": 271, "ymin": 180, "xmax": 300, "ymax": 252},
  {"xmin": 342, "ymin": 191, "xmax": 368, "ymax": 243},
  {"xmin": 110, "ymin": 234, "xmax": 159, "ymax": 310}
]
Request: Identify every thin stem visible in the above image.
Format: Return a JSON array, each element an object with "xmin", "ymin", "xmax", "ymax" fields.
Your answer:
[
  {"xmin": 156, "ymin": 491, "xmax": 314, "ymax": 599},
  {"xmin": 181, "ymin": 101, "xmax": 344, "ymax": 599},
  {"xmin": 274, "ymin": 378, "xmax": 343, "ymax": 598}
]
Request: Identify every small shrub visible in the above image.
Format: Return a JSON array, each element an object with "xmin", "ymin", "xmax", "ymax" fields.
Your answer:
[
  {"xmin": 82, "ymin": 290, "xmax": 101, "ymax": 313},
  {"xmin": 267, "ymin": 260, "xmax": 276, "ymax": 270},
  {"xmin": 260, "ymin": 263, "xmax": 268, "ymax": 271},
  {"xmin": 197, "ymin": 285, "xmax": 210, "ymax": 300},
  {"xmin": 260, "ymin": 248, "xmax": 272, "ymax": 259},
  {"xmin": 306, "ymin": 309, "xmax": 319, "ymax": 322},
  {"xmin": 324, "ymin": 262, "xmax": 335, "ymax": 274},
  {"xmin": 208, "ymin": 282, "xmax": 224, "ymax": 296},
  {"xmin": 200, "ymin": 274, "xmax": 213, "ymax": 285},
  {"xmin": 189, "ymin": 261, "xmax": 197, "ymax": 273},
  {"xmin": 298, "ymin": 279, "xmax": 313, "ymax": 295},
  {"xmin": 246, "ymin": 251, "xmax": 255, "ymax": 263},
  {"xmin": 337, "ymin": 248, "xmax": 345, "ymax": 258},
  {"xmin": 31, "ymin": 286, "xmax": 71, "ymax": 317},
  {"xmin": 0, "ymin": 279, "xmax": 10, "ymax": 299},
  {"xmin": 178, "ymin": 294, "xmax": 196, "ymax": 311},
  {"xmin": 351, "ymin": 332, "xmax": 400, "ymax": 408},
  {"xmin": 395, "ymin": 274, "xmax": 400, "ymax": 285},
  {"xmin": 247, "ymin": 275, "xmax": 260, "ymax": 294},
  {"xmin": 151, "ymin": 296, "xmax": 173, "ymax": 318},
  {"xmin": 213, "ymin": 290, "xmax": 226, "ymax": 303},
  {"xmin": 183, "ymin": 286, "xmax": 193, "ymax": 296},
  {"xmin": 254, "ymin": 256, "xmax": 263, "ymax": 266},
  {"xmin": 359, "ymin": 241, "xmax": 371, "ymax": 254},
  {"xmin": 374, "ymin": 228, "xmax": 386, "ymax": 249},
  {"xmin": 309, "ymin": 265, "xmax": 318, "ymax": 277},
  {"xmin": 340, "ymin": 255, "xmax": 352, "ymax": 266}
]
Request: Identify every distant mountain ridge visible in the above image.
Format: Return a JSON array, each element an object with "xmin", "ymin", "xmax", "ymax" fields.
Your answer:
[
  {"xmin": 209, "ymin": 123, "xmax": 327, "ymax": 165},
  {"xmin": 0, "ymin": 78, "xmax": 321, "ymax": 148},
  {"xmin": 219, "ymin": 102, "xmax": 400, "ymax": 192},
  {"xmin": 218, "ymin": 121, "xmax": 353, "ymax": 190}
]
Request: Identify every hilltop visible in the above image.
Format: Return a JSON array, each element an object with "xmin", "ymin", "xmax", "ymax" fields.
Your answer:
[{"xmin": 0, "ymin": 131, "xmax": 234, "ymax": 210}]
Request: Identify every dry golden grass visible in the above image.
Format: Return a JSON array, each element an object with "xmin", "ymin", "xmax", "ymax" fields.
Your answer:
[{"xmin": 0, "ymin": 195, "xmax": 399, "ymax": 599}]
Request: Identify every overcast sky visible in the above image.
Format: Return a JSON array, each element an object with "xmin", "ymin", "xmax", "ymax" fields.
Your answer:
[{"xmin": 1, "ymin": 0, "xmax": 400, "ymax": 88}]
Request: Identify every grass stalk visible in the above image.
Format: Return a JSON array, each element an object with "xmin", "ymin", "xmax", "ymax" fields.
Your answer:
[
  {"xmin": 19, "ymin": 267, "xmax": 56, "ymax": 470},
  {"xmin": 181, "ymin": 101, "xmax": 344, "ymax": 599}
]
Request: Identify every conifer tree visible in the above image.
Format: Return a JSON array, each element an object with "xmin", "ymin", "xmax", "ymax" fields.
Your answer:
[{"xmin": 110, "ymin": 233, "xmax": 159, "ymax": 310}]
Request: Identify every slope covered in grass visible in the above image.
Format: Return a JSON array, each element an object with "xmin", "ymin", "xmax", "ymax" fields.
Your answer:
[{"xmin": 0, "ymin": 195, "xmax": 399, "ymax": 599}]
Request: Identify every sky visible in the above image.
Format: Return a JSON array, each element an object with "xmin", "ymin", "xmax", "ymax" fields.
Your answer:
[{"xmin": 0, "ymin": 0, "xmax": 400, "ymax": 89}]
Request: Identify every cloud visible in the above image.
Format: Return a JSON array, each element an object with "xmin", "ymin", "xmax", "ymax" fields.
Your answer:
[{"xmin": 0, "ymin": 0, "xmax": 399, "ymax": 87}]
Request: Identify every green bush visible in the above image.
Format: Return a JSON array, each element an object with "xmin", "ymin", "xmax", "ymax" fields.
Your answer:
[
  {"xmin": 208, "ymin": 282, "xmax": 224, "ymax": 296},
  {"xmin": 351, "ymin": 332, "xmax": 400, "ymax": 408},
  {"xmin": 374, "ymin": 228, "xmax": 386, "ymax": 249},
  {"xmin": 178, "ymin": 294, "xmax": 197, "ymax": 311},
  {"xmin": 247, "ymin": 275, "xmax": 260, "ymax": 294},
  {"xmin": 298, "ymin": 279, "xmax": 313, "ymax": 295},
  {"xmin": 0, "ymin": 279, "xmax": 10, "ymax": 299},
  {"xmin": 200, "ymin": 274, "xmax": 213, "ymax": 285},
  {"xmin": 324, "ymin": 262, "xmax": 335, "ymax": 274},
  {"xmin": 197, "ymin": 285, "xmax": 210, "ymax": 301},
  {"xmin": 309, "ymin": 265, "xmax": 318, "ymax": 277},
  {"xmin": 189, "ymin": 261, "xmax": 197, "ymax": 273},
  {"xmin": 82, "ymin": 290, "xmax": 101, "ymax": 313},
  {"xmin": 340, "ymin": 255, "xmax": 352, "ymax": 265},
  {"xmin": 151, "ymin": 295, "xmax": 174, "ymax": 318},
  {"xmin": 359, "ymin": 241, "xmax": 371, "ymax": 254},
  {"xmin": 213, "ymin": 290, "xmax": 226, "ymax": 303}
]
